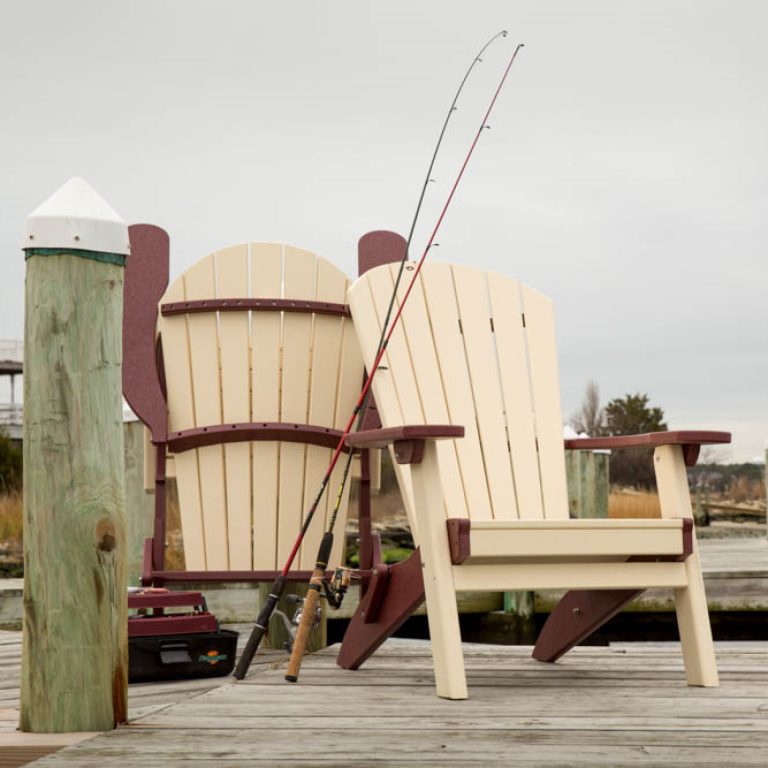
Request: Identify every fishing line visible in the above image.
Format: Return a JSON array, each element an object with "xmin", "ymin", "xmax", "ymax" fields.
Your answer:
[{"xmin": 234, "ymin": 34, "xmax": 522, "ymax": 681}]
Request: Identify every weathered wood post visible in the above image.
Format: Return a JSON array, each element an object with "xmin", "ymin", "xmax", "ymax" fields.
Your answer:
[
  {"xmin": 123, "ymin": 416, "xmax": 154, "ymax": 586},
  {"xmin": 20, "ymin": 178, "xmax": 129, "ymax": 732}
]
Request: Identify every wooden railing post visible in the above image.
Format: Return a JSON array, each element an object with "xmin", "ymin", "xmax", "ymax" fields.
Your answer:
[
  {"xmin": 123, "ymin": 418, "xmax": 155, "ymax": 586},
  {"xmin": 20, "ymin": 178, "xmax": 129, "ymax": 732}
]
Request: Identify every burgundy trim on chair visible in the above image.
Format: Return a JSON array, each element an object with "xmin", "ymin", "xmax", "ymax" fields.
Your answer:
[
  {"xmin": 361, "ymin": 564, "xmax": 390, "ymax": 624},
  {"xmin": 357, "ymin": 449, "xmax": 374, "ymax": 573},
  {"xmin": 346, "ymin": 425, "xmax": 465, "ymax": 450},
  {"xmin": 358, "ymin": 230, "xmax": 408, "ymax": 275},
  {"xmin": 681, "ymin": 518, "xmax": 694, "ymax": 558},
  {"xmin": 446, "ymin": 519, "xmax": 471, "ymax": 565},
  {"xmin": 167, "ymin": 422, "xmax": 353, "ymax": 454},
  {"xmin": 532, "ymin": 589, "xmax": 643, "ymax": 663},
  {"xmin": 565, "ymin": 431, "xmax": 730, "ymax": 468},
  {"xmin": 161, "ymin": 298, "xmax": 351, "ymax": 318},
  {"xmin": 337, "ymin": 550, "xmax": 426, "ymax": 670},
  {"xmin": 124, "ymin": 224, "xmax": 169, "ymax": 442},
  {"xmin": 146, "ymin": 569, "xmax": 340, "ymax": 584},
  {"xmin": 141, "ymin": 538, "xmax": 154, "ymax": 586}
]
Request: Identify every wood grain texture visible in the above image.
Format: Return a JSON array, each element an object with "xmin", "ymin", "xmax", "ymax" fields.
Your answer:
[
  {"xmin": 3, "ymin": 636, "xmax": 766, "ymax": 766},
  {"xmin": 124, "ymin": 421, "xmax": 154, "ymax": 587},
  {"xmin": 21, "ymin": 253, "xmax": 127, "ymax": 731}
]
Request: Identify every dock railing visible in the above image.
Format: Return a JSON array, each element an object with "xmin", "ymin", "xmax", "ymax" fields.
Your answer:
[{"xmin": 0, "ymin": 339, "xmax": 23, "ymax": 363}]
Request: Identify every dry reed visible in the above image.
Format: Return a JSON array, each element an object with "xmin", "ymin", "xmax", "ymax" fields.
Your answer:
[
  {"xmin": 0, "ymin": 492, "xmax": 23, "ymax": 543},
  {"xmin": 609, "ymin": 489, "xmax": 661, "ymax": 519}
]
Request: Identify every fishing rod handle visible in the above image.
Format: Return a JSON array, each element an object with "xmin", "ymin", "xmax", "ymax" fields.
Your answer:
[
  {"xmin": 284, "ymin": 572, "xmax": 323, "ymax": 682},
  {"xmin": 285, "ymin": 532, "xmax": 334, "ymax": 682},
  {"xmin": 233, "ymin": 575, "xmax": 286, "ymax": 679}
]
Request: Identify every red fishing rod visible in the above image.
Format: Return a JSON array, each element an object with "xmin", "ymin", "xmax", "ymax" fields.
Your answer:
[{"xmin": 233, "ymin": 36, "xmax": 523, "ymax": 681}]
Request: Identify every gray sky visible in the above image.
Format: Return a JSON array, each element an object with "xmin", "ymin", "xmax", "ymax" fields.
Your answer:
[{"xmin": 1, "ymin": 1, "xmax": 766, "ymax": 461}]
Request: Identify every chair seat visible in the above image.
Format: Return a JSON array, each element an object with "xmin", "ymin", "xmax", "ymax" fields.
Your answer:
[{"xmin": 446, "ymin": 517, "xmax": 692, "ymax": 565}]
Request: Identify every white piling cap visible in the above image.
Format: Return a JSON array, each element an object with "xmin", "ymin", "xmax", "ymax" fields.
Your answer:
[{"xmin": 23, "ymin": 177, "xmax": 130, "ymax": 255}]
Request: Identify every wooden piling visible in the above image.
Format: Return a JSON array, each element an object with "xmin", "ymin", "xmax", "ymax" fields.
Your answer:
[
  {"xmin": 20, "ymin": 178, "xmax": 129, "ymax": 732},
  {"xmin": 566, "ymin": 449, "xmax": 609, "ymax": 518},
  {"xmin": 123, "ymin": 419, "xmax": 154, "ymax": 587}
]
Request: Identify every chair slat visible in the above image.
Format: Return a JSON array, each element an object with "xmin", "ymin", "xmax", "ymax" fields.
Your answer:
[
  {"xmin": 330, "ymin": 314, "xmax": 364, "ymax": 560},
  {"xmin": 184, "ymin": 255, "xmax": 229, "ymax": 569},
  {"xmin": 394, "ymin": 265, "xmax": 467, "ymax": 522},
  {"xmin": 418, "ymin": 265, "xmax": 492, "ymax": 520},
  {"xmin": 216, "ymin": 244, "xmax": 252, "ymax": 569},
  {"xmin": 277, "ymin": 247, "xmax": 316, "ymax": 568},
  {"xmin": 452, "ymin": 265, "xmax": 517, "ymax": 520},
  {"xmin": 487, "ymin": 272, "xmax": 544, "ymax": 519},
  {"xmin": 521, "ymin": 285, "xmax": 569, "ymax": 520},
  {"xmin": 367, "ymin": 266, "xmax": 429, "ymax": 521},
  {"xmin": 159, "ymin": 277, "xmax": 206, "ymax": 569},
  {"xmin": 299, "ymin": 256, "xmax": 349, "ymax": 570},
  {"xmin": 250, "ymin": 243, "xmax": 286, "ymax": 571}
]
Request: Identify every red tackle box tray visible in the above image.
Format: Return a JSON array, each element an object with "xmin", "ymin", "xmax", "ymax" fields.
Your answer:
[{"xmin": 128, "ymin": 589, "xmax": 238, "ymax": 682}]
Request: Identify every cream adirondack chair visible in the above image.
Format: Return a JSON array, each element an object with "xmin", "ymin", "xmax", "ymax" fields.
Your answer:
[
  {"xmin": 123, "ymin": 225, "xmax": 404, "ymax": 585},
  {"xmin": 339, "ymin": 259, "xmax": 729, "ymax": 699}
]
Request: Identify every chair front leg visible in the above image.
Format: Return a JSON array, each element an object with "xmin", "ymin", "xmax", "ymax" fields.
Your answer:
[
  {"xmin": 409, "ymin": 441, "xmax": 468, "ymax": 700},
  {"xmin": 654, "ymin": 444, "xmax": 719, "ymax": 687}
]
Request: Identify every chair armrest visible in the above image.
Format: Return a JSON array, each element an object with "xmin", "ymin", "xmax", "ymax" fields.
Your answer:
[
  {"xmin": 564, "ymin": 430, "xmax": 731, "ymax": 467},
  {"xmin": 346, "ymin": 425, "xmax": 464, "ymax": 465}
]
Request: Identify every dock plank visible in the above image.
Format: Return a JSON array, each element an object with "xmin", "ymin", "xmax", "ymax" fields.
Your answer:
[{"xmin": 0, "ymin": 637, "xmax": 762, "ymax": 767}]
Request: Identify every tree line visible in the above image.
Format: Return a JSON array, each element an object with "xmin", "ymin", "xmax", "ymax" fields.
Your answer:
[{"xmin": 570, "ymin": 381, "xmax": 668, "ymax": 489}]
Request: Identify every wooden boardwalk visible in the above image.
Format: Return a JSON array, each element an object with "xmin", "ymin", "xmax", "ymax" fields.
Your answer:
[{"xmin": 2, "ymin": 629, "xmax": 768, "ymax": 767}]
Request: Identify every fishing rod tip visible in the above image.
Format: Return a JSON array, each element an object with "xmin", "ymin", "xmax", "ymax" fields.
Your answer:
[{"xmin": 501, "ymin": 30, "xmax": 508, "ymax": 37}]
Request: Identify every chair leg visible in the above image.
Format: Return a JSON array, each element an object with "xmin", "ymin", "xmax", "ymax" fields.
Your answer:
[
  {"xmin": 674, "ymin": 549, "xmax": 719, "ymax": 686},
  {"xmin": 421, "ymin": 562, "xmax": 467, "ymax": 699},
  {"xmin": 654, "ymin": 444, "xmax": 719, "ymax": 687},
  {"xmin": 532, "ymin": 589, "xmax": 642, "ymax": 662},
  {"xmin": 337, "ymin": 551, "xmax": 425, "ymax": 670},
  {"xmin": 410, "ymin": 444, "xmax": 468, "ymax": 700}
]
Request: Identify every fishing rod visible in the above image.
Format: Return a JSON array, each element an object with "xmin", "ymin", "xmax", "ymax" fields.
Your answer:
[
  {"xmin": 283, "ymin": 31, "xmax": 518, "ymax": 683},
  {"xmin": 232, "ymin": 33, "xmax": 521, "ymax": 681},
  {"xmin": 283, "ymin": 40, "xmax": 525, "ymax": 683}
]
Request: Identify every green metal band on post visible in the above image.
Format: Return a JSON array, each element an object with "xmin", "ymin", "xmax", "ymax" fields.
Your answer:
[{"xmin": 24, "ymin": 247, "xmax": 127, "ymax": 267}]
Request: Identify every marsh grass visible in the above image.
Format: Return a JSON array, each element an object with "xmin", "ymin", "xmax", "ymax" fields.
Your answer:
[
  {"xmin": 609, "ymin": 489, "xmax": 661, "ymax": 518},
  {"xmin": 0, "ymin": 492, "xmax": 22, "ymax": 543}
]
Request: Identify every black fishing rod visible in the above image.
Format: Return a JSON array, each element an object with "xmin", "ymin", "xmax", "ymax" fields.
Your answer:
[
  {"xmin": 283, "ymin": 30, "xmax": 515, "ymax": 683},
  {"xmin": 233, "ymin": 33, "xmax": 521, "ymax": 681},
  {"xmin": 283, "ymin": 39, "xmax": 525, "ymax": 682}
]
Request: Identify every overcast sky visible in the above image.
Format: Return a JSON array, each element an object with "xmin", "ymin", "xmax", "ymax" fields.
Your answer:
[{"xmin": 1, "ymin": 1, "xmax": 766, "ymax": 462}]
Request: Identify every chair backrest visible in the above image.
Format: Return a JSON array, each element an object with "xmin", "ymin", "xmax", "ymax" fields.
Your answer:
[
  {"xmin": 348, "ymin": 260, "xmax": 570, "ymax": 522},
  {"xmin": 157, "ymin": 242, "xmax": 364, "ymax": 572}
]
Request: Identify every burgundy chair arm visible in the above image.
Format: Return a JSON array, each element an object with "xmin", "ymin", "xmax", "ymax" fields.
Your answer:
[
  {"xmin": 564, "ymin": 430, "xmax": 731, "ymax": 467},
  {"xmin": 346, "ymin": 425, "xmax": 465, "ymax": 465}
]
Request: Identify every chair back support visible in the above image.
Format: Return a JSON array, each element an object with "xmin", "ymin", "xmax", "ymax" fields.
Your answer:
[
  {"xmin": 348, "ymin": 260, "xmax": 569, "ymax": 522},
  {"xmin": 158, "ymin": 243, "xmax": 363, "ymax": 572}
]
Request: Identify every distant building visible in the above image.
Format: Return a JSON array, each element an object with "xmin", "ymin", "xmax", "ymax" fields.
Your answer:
[{"xmin": 0, "ymin": 340, "xmax": 23, "ymax": 442}]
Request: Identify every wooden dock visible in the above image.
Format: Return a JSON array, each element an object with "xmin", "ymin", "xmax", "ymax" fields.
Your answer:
[{"xmin": 2, "ymin": 629, "xmax": 768, "ymax": 766}]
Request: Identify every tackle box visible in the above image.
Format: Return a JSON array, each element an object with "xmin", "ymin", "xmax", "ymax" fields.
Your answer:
[{"xmin": 128, "ymin": 589, "xmax": 238, "ymax": 682}]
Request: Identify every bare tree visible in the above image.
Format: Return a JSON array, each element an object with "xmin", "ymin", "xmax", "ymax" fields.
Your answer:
[{"xmin": 570, "ymin": 380, "xmax": 604, "ymax": 436}]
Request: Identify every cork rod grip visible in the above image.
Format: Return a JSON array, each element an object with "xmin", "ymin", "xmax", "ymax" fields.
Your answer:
[{"xmin": 284, "ymin": 573, "xmax": 322, "ymax": 682}]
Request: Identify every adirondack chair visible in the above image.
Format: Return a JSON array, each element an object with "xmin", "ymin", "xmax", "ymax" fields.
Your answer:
[
  {"xmin": 123, "ymin": 225, "xmax": 405, "ymax": 586},
  {"xmin": 338, "ymin": 258, "xmax": 730, "ymax": 699}
]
